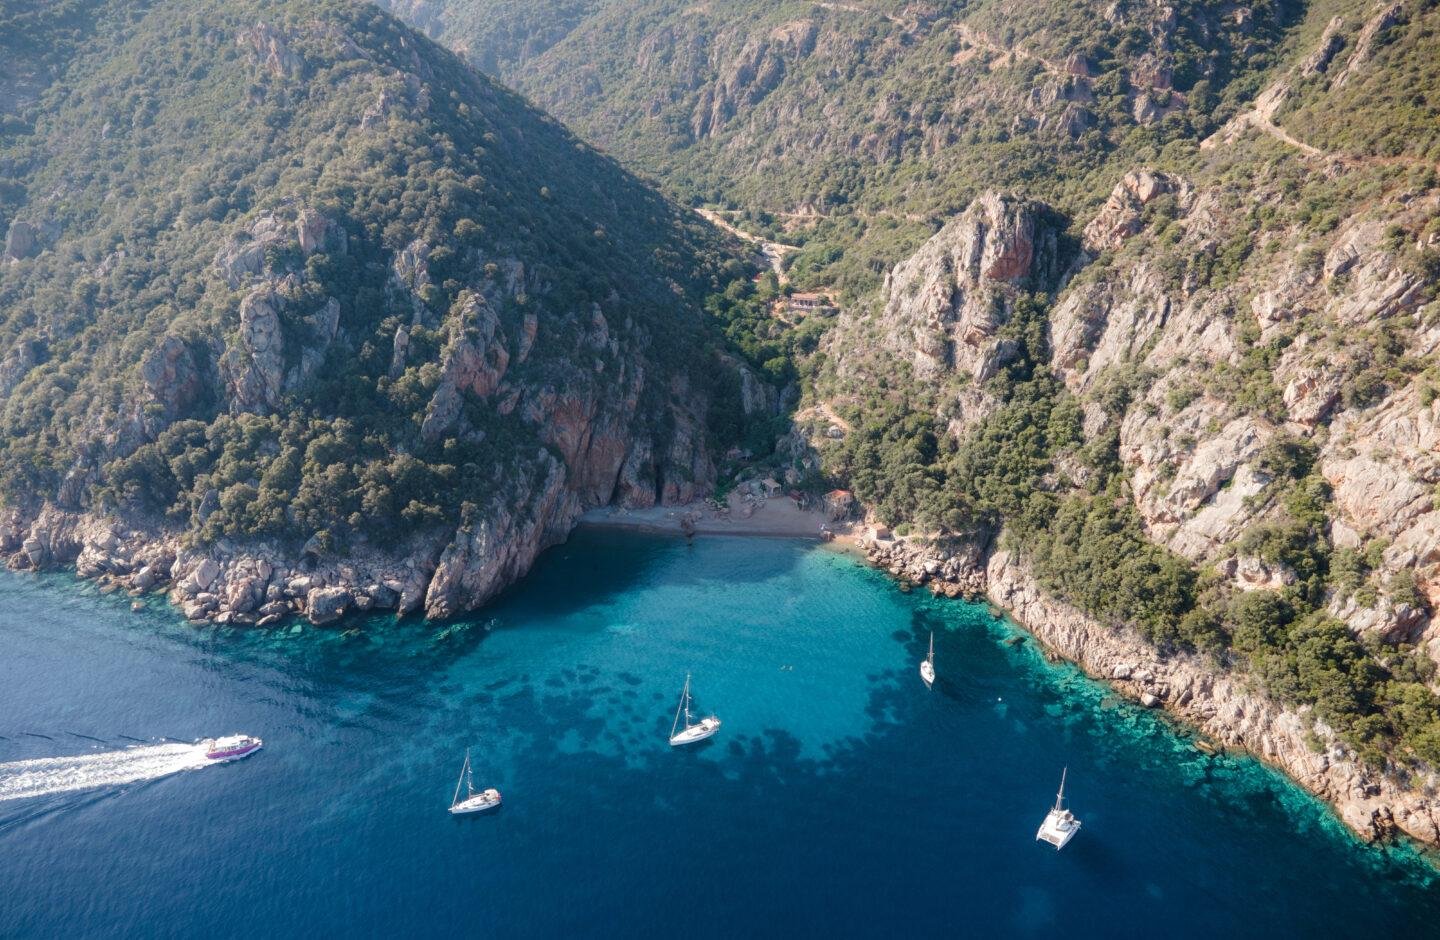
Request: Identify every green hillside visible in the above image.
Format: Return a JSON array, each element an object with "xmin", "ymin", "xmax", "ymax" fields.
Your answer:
[{"xmin": 0, "ymin": 0, "xmax": 752, "ymax": 553}]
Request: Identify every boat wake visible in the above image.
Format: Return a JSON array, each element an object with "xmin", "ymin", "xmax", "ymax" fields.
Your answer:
[{"xmin": 0, "ymin": 743, "xmax": 212, "ymax": 803}]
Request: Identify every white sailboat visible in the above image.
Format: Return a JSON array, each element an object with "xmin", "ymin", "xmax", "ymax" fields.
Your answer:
[
  {"xmin": 919, "ymin": 631, "xmax": 935, "ymax": 689},
  {"xmin": 668, "ymin": 673, "xmax": 721, "ymax": 746},
  {"xmin": 1035, "ymin": 766, "xmax": 1080, "ymax": 849},
  {"xmin": 448, "ymin": 747, "xmax": 502, "ymax": 815}
]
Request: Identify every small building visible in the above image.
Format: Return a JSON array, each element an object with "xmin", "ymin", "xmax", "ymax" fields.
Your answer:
[
  {"xmin": 785, "ymin": 292, "xmax": 837, "ymax": 317},
  {"xmin": 759, "ymin": 477, "xmax": 782, "ymax": 498}
]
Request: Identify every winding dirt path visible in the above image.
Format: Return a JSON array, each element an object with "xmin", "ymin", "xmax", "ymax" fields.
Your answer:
[
  {"xmin": 808, "ymin": 1, "xmax": 912, "ymax": 29},
  {"xmin": 696, "ymin": 207, "xmax": 800, "ymax": 283},
  {"xmin": 951, "ymin": 23, "xmax": 1066, "ymax": 77}
]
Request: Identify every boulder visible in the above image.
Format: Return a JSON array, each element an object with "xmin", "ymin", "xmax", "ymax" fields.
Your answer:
[
  {"xmin": 366, "ymin": 582, "xmax": 400, "ymax": 608},
  {"xmin": 306, "ymin": 586, "xmax": 351, "ymax": 625},
  {"xmin": 183, "ymin": 558, "xmax": 221, "ymax": 595}
]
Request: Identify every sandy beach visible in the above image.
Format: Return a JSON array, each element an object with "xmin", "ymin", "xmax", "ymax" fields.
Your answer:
[{"xmin": 578, "ymin": 491, "xmax": 857, "ymax": 543}]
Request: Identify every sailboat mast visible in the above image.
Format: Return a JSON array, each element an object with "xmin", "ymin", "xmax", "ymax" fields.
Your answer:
[
  {"xmin": 1056, "ymin": 766, "xmax": 1067, "ymax": 810},
  {"xmin": 451, "ymin": 750, "xmax": 468, "ymax": 807},
  {"xmin": 928, "ymin": 631, "xmax": 934, "ymax": 664},
  {"xmin": 671, "ymin": 675, "xmax": 689, "ymax": 739}
]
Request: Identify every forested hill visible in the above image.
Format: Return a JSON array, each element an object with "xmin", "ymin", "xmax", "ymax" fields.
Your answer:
[
  {"xmin": 0, "ymin": 0, "xmax": 760, "ymax": 617},
  {"xmin": 381, "ymin": 0, "xmax": 1302, "ymax": 297}
]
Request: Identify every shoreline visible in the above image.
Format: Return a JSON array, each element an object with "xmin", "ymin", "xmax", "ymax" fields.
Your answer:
[
  {"xmin": 8, "ymin": 498, "xmax": 1439, "ymax": 853},
  {"xmin": 577, "ymin": 492, "xmax": 860, "ymax": 546}
]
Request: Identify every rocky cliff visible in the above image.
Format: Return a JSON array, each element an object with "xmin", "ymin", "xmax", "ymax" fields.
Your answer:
[{"xmin": 985, "ymin": 548, "xmax": 1440, "ymax": 845}]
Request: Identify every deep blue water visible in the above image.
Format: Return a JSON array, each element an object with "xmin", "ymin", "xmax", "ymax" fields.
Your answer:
[{"xmin": 1, "ymin": 529, "xmax": 1438, "ymax": 938}]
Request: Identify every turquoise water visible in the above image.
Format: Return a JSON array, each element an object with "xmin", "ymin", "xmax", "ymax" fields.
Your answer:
[{"xmin": 1, "ymin": 529, "xmax": 1437, "ymax": 937}]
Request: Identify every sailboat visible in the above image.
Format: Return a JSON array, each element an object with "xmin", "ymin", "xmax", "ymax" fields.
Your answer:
[
  {"xmin": 448, "ymin": 747, "xmax": 502, "ymax": 815},
  {"xmin": 668, "ymin": 673, "xmax": 722, "ymax": 746},
  {"xmin": 1035, "ymin": 767, "xmax": 1081, "ymax": 849},
  {"xmin": 919, "ymin": 631, "xmax": 935, "ymax": 689}
]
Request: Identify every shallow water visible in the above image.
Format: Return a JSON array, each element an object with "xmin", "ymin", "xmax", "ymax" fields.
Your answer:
[{"xmin": 1, "ymin": 529, "xmax": 1436, "ymax": 937}]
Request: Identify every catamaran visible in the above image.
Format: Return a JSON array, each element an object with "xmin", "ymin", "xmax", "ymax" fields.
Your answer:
[
  {"xmin": 920, "ymin": 631, "xmax": 935, "ymax": 689},
  {"xmin": 1035, "ymin": 767, "xmax": 1081, "ymax": 850},
  {"xmin": 448, "ymin": 748, "xmax": 502, "ymax": 814},
  {"xmin": 668, "ymin": 673, "xmax": 721, "ymax": 746}
]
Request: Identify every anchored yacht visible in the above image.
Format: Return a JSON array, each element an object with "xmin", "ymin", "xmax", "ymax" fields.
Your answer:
[
  {"xmin": 668, "ymin": 673, "xmax": 721, "ymax": 746},
  {"xmin": 449, "ymin": 748, "xmax": 502, "ymax": 815},
  {"xmin": 1035, "ymin": 767, "xmax": 1081, "ymax": 850},
  {"xmin": 920, "ymin": 631, "xmax": 935, "ymax": 689}
]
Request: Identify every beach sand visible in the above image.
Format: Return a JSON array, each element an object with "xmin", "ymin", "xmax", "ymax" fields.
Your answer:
[{"xmin": 578, "ymin": 491, "xmax": 857, "ymax": 544}]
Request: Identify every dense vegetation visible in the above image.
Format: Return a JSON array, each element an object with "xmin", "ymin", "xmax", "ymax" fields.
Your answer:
[
  {"xmin": 0, "ymin": 0, "xmax": 761, "ymax": 552},
  {"xmin": 396, "ymin": 0, "xmax": 1301, "ymax": 297}
]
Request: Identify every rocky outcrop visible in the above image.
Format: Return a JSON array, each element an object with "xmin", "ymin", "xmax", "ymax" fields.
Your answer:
[
  {"xmin": 985, "ymin": 550, "xmax": 1440, "ymax": 846},
  {"xmin": 420, "ymin": 293, "xmax": 509, "ymax": 442},
  {"xmin": 859, "ymin": 529, "xmax": 988, "ymax": 599},
  {"xmin": 423, "ymin": 457, "xmax": 578, "ymax": 618},
  {"xmin": 1332, "ymin": 3, "xmax": 1404, "ymax": 89},
  {"xmin": 1300, "ymin": 16, "xmax": 1346, "ymax": 77},
  {"xmin": 237, "ymin": 22, "xmax": 304, "ymax": 79},
  {"xmin": 213, "ymin": 211, "xmax": 333, "ymax": 288},
  {"xmin": 691, "ymin": 20, "xmax": 817, "ymax": 139},
  {"xmin": 0, "ymin": 338, "xmax": 42, "ymax": 398},
  {"xmin": 4, "ymin": 220, "xmax": 38, "ymax": 261},
  {"xmin": 1323, "ymin": 385, "xmax": 1440, "ymax": 612},
  {"xmin": 845, "ymin": 193, "xmax": 1057, "ymax": 424},
  {"xmin": 141, "ymin": 336, "xmax": 204, "ymax": 420},
  {"xmin": 390, "ymin": 238, "xmax": 434, "ymax": 323},
  {"xmin": 1082, "ymin": 169, "xmax": 1185, "ymax": 254},
  {"xmin": 221, "ymin": 286, "xmax": 286, "ymax": 413}
]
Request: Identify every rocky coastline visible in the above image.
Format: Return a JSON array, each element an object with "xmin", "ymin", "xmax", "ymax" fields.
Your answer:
[
  {"xmin": 858, "ymin": 528, "xmax": 1440, "ymax": 850},
  {"xmin": 0, "ymin": 499, "xmax": 576, "ymax": 628},
  {"xmin": 7, "ymin": 496, "xmax": 1440, "ymax": 850}
]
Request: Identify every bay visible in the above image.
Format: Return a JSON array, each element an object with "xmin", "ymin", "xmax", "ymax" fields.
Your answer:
[{"xmin": 1, "ymin": 529, "xmax": 1436, "ymax": 937}]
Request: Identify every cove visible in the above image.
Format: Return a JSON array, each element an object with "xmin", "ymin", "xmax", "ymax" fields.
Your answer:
[{"xmin": 1, "ymin": 528, "xmax": 1437, "ymax": 937}]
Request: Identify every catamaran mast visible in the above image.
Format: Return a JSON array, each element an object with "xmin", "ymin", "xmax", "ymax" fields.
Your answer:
[{"xmin": 1055, "ymin": 766, "xmax": 1067, "ymax": 811}]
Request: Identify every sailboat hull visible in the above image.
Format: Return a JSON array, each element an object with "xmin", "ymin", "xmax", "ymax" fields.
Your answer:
[
  {"xmin": 919, "ymin": 661, "xmax": 935, "ymax": 688},
  {"xmin": 450, "ymin": 789, "xmax": 502, "ymax": 814},
  {"xmin": 669, "ymin": 717, "xmax": 721, "ymax": 746}
]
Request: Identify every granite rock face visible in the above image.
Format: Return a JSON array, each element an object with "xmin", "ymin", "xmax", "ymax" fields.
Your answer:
[
  {"xmin": 827, "ymin": 192, "xmax": 1061, "ymax": 442},
  {"xmin": 876, "ymin": 192, "xmax": 1056, "ymax": 384},
  {"xmin": 1046, "ymin": 170, "xmax": 1439, "ymax": 640}
]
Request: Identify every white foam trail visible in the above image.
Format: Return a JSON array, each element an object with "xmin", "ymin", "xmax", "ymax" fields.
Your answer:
[{"xmin": 0, "ymin": 743, "xmax": 212, "ymax": 802}]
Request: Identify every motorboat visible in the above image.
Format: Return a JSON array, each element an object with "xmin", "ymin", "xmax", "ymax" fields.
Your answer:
[{"xmin": 203, "ymin": 734, "xmax": 263, "ymax": 763}]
